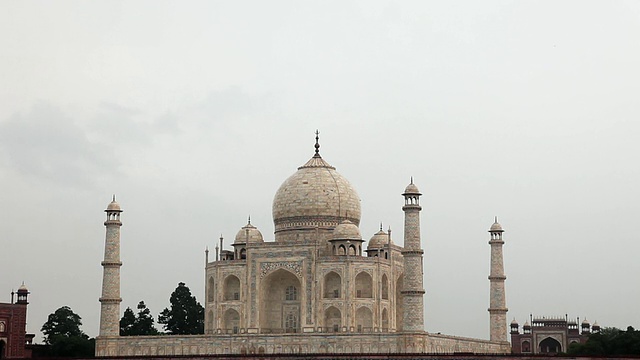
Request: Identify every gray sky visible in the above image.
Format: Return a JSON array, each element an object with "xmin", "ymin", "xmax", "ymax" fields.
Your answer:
[{"xmin": 1, "ymin": 1, "xmax": 639, "ymax": 342}]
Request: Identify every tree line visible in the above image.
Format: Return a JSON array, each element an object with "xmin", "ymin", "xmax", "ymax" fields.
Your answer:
[
  {"xmin": 568, "ymin": 326, "xmax": 640, "ymax": 356},
  {"xmin": 39, "ymin": 282, "xmax": 203, "ymax": 357}
]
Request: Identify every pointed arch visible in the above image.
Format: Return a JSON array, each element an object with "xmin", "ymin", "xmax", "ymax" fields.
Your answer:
[
  {"xmin": 259, "ymin": 269, "xmax": 301, "ymax": 333},
  {"xmin": 223, "ymin": 308, "xmax": 240, "ymax": 334},
  {"xmin": 381, "ymin": 274, "xmax": 389, "ymax": 299},
  {"xmin": 381, "ymin": 308, "xmax": 389, "ymax": 331},
  {"xmin": 355, "ymin": 271, "xmax": 373, "ymax": 298},
  {"xmin": 396, "ymin": 273, "xmax": 404, "ymax": 330},
  {"xmin": 324, "ymin": 306, "xmax": 341, "ymax": 332},
  {"xmin": 355, "ymin": 306, "xmax": 373, "ymax": 332},
  {"xmin": 224, "ymin": 275, "xmax": 241, "ymax": 301},
  {"xmin": 323, "ymin": 271, "xmax": 341, "ymax": 299},
  {"xmin": 539, "ymin": 337, "xmax": 561, "ymax": 354},
  {"xmin": 207, "ymin": 277, "xmax": 215, "ymax": 302},
  {"xmin": 207, "ymin": 310, "xmax": 214, "ymax": 332}
]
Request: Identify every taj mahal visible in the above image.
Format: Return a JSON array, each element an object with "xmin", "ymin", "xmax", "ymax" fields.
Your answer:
[{"xmin": 95, "ymin": 133, "xmax": 511, "ymax": 356}]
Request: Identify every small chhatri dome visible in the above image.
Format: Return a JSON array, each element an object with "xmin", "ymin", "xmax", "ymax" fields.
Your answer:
[
  {"xmin": 511, "ymin": 318, "xmax": 519, "ymax": 326},
  {"xmin": 332, "ymin": 220, "xmax": 362, "ymax": 241},
  {"xmin": 403, "ymin": 177, "xmax": 421, "ymax": 195},
  {"xmin": 17, "ymin": 283, "xmax": 28, "ymax": 292},
  {"xmin": 234, "ymin": 220, "xmax": 264, "ymax": 244},
  {"xmin": 106, "ymin": 195, "xmax": 122, "ymax": 211},
  {"xmin": 489, "ymin": 217, "xmax": 503, "ymax": 232},
  {"xmin": 523, "ymin": 320, "xmax": 531, "ymax": 328},
  {"xmin": 582, "ymin": 318, "xmax": 590, "ymax": 326},
  {"xmin": 367, "ymin": 227, "xmax": 391, "ymax": 249},
  {"xmin": 272, "ymin": 132, "xmax": 361, "ymax": 240}
]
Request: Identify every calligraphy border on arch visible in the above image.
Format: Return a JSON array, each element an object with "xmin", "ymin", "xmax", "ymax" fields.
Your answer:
[{"xmin": 259, "ymin": 261, "xmax": 303, "ymax": 279}]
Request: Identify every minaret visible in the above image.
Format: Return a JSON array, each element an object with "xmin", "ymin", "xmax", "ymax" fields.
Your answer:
[
  {"xmin": 401, "ymin": 178, "xmax": 425, "ymax": 332},
  {"xmin": 488, "ymin": 217, "xmax": 508, "ymax": 342},
  {"xmin": 99, "ymin": 196, "xmax": 123, "ymax": 337}
]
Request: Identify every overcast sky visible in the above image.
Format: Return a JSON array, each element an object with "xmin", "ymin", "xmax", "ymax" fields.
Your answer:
[{"xmin": 1, "ymin": 1, "xmax": 639, "ymax": 342}]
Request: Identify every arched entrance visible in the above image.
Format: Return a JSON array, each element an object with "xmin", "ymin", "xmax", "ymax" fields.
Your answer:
[
  {"xmin": 260, "ymin": 269, "xmax": 301, "ymax": 333},
  {"xmin": 324, "ymin": 306, "xmax": 341, "ymax": 332},
  {"xmin": 355, "ymin": 272, "xmax": 372, "ymax": 298},
  {"xmin": 223, "ymin": 309, "xmax": 239, "ymax": 333},
  {"xmin": 395, "ymin": 274, "xmax": 404, "ymax": 330},
  {"xmin": 355, "ymin": 306, "xmax": 373, "ymax": 332},
  {"xmin": 539, "ymin": 337, "xmax": 562, "ymax": 354},
  {"xmin": 381, "ymin": 274, "xmax": 389, "ymax": 299},
  {"xmin": 381, "ymin": 308, "xmax": 389, "ymax": 331},
  {"xmin": 224, "ymin": 275, "xmax": 241, "ymax": 301},
  {"xmin": 323, "ymin": 271, "xmax": 341, "ymax": 299}
]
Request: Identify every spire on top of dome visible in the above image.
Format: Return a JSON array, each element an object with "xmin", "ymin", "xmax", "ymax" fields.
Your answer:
[
  {"xmin": 298, "ymin": 130, "xmax": 335, "ymax": 169},
  {"xmin": 489, "ymin": 217, "xmax": 504, "ymax": 232},
  {"xmin": 314, "ymin": 129, "xmax": 321, "ymax": 157}
]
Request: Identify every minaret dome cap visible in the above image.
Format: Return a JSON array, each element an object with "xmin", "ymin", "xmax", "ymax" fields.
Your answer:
[
  {"xmin": 403, "ymin": 178, "xmax": 421, "ymax": 195},
  {"xmin": 489, "ymin": 217, "xmax": 504, "ymax": 232},
  {"xmin": 106, "ymin": 196, "xmax": 122, "ymax": 212},
  {"xmin": 17, "ymin": 283, "xmax": 28, "ymax": 292}
]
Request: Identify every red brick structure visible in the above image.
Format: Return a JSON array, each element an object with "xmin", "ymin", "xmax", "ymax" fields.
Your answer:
[
  {"xmin": 510, "ymin": 315, "xmax": 599, "ymax": 354},
  {"xmin": 0, "ymin": 284, "xmax": 33, "ymax": 359}
]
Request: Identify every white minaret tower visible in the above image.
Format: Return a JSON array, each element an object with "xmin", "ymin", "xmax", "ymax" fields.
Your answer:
[
  {"xmin": 401, "ymin": 178, "xmax": 425, "ymax": 332},
  {"xmin": 99, "ymin": 196, "xmax": 123, "ymax": 337},
  {"xmin": 488, "ymin": 217, "xmax": 508, "ymax": 342}
]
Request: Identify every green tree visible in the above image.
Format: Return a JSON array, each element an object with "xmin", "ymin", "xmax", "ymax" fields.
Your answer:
[
  {"xmin": 40, "ymin": 306, "xmax": 93, "ymax": 357},
  {"xmin": 119, "ymin": 307, "xmax": 137, "ymax": 335},
  {"xmin": 120, "ymin": 301, "xmax": 159, "ymax": 335},
  {"xmin": 568, "ymin": 326, "xmax": 640, "ymax": 356},
  {"xmin": 41, "ymin": 306, "xmax": 86, "ymax": 344},
  {"xmin": 158, "ymin": 282, "xmax": 204, "ymax": 334}
]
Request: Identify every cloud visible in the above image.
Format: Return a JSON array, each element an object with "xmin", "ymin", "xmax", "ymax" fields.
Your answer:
[{"xmin": 0, "ymin": 103, "xmax": 116, "ymax": 188}]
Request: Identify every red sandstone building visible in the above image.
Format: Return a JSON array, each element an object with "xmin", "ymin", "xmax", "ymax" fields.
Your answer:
[
  {"xmin": 510, "ymin": 315, "xmax": 600, "ymax": 354},
  {"xmin": 0, "ymin": 284, "xmax": 33, "ymax": 359}
]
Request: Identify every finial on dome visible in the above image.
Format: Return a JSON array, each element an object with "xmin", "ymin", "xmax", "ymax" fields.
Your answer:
[
  {"xmin": 410, "ymin": 176, "xmax": 413, "ymax": 184},
  {"xmin": 248, "ymin": 215, "xmax": 251, "ymax": 224},
  {"xmin": 379, "ymin": 222, "xmax": 383, "ymax": 231},
  {"xmin": 112, "ymin": 194, "xmax": 116, "ymax": 201},
  {"xmin": 314, "ymin": 129, "xmax": 321, "ymax": 157}
]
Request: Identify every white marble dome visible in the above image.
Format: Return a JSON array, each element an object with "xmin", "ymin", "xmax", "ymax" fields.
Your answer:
[
  {"xmin": 272, "ymin": 153, "xmax": 361, "ymax": 236},
  {"xmin": 332, "ymin": 220, "xmax": 362, "ymax": 240},
  {"xmin": 234, "ymin": 222, "xmax": 264, "ymax": 244},
  {"xmin": 367, "ymin": 229, "xmax": 391, "ymax": 249}
]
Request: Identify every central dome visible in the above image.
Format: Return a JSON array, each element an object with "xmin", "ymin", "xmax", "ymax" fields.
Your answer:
[{"xmin": 272, "ymin": 141, "xmax": 361, "ymax": 241}]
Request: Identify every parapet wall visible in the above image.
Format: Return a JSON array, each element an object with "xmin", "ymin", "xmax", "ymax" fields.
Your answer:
[{"xmin": 95, "ymin": 332, "xmax": 509, "ymax": 357}]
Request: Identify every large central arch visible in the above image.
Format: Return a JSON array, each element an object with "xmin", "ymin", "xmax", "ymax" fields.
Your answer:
[
  {"xmin": 259, "ymin": 268, "xmax": 301, "ymax": 333},
  {"xmin": 539, "ymin": 337, "xmax": 562, "ymax": 354}
]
